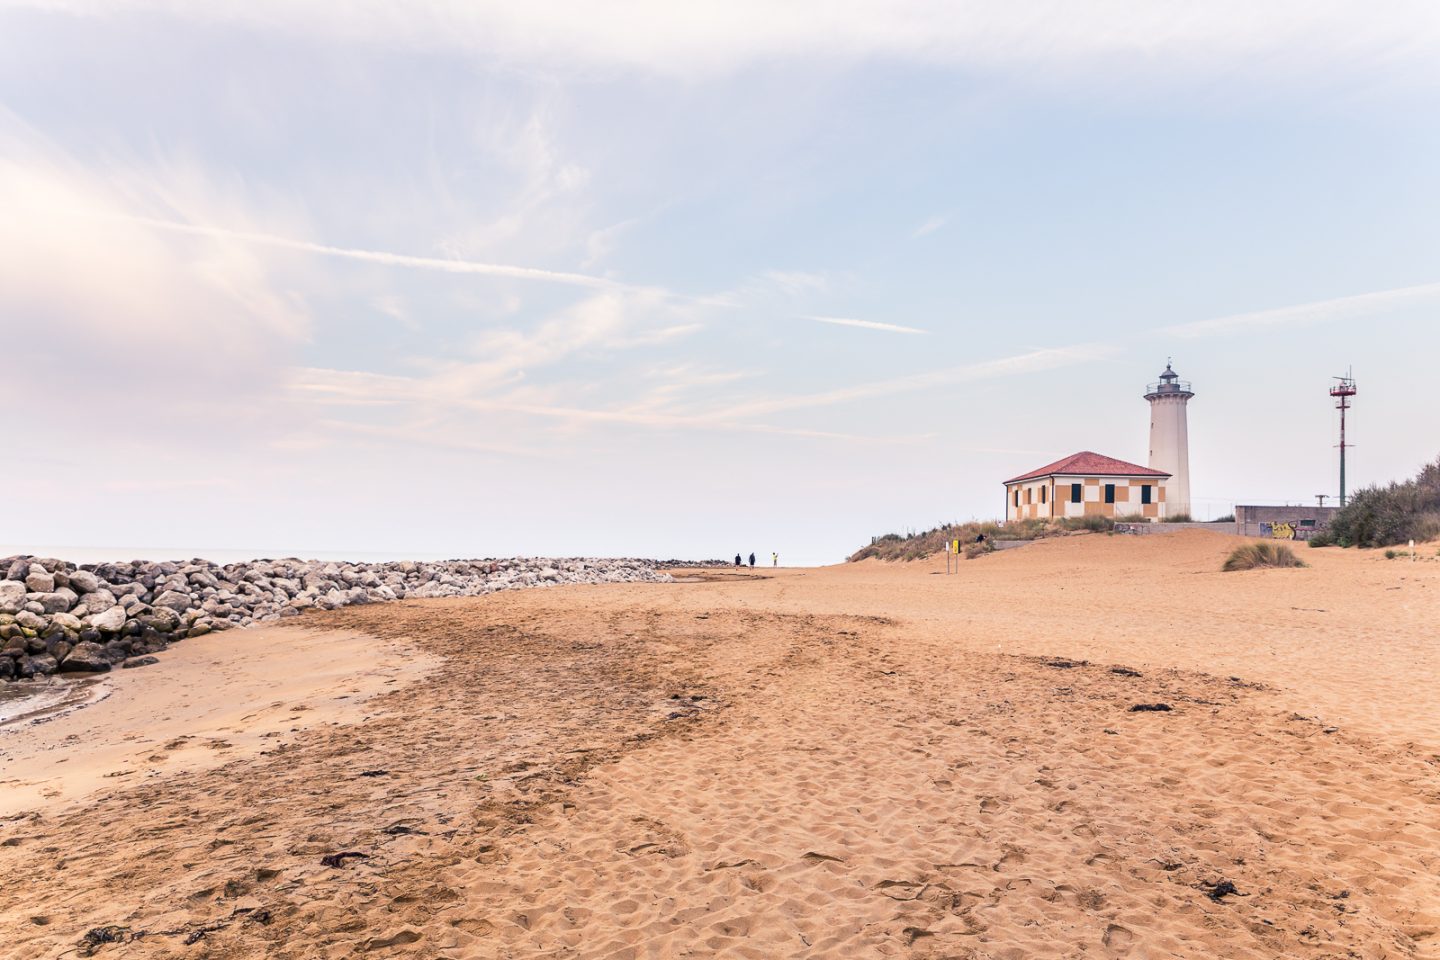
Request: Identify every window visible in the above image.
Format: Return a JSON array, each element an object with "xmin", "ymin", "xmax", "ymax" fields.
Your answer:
[
  {"xmin": 1141, "ymin": 485, "xmax": 1152, "ymax": 505},
  {"xmin": 1104, "ymin": 483, "xmax": 1115, "ymax": 504},
  {"xmin": 1040, "ymin": 486, "xmax": 1047, "ymax": 504},
  {"xmin": 1071, "ymin": 483, "xmax": 1082, "ymax": 503},
  {"xmin": 1014, "ymin": 489, "xmax": 1020, "ymax": 507}
]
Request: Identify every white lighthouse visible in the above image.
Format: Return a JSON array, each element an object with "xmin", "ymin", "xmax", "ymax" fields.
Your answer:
[{"xmin": 1145, "ymin": 361, "xmax": 1194, "ymax": 518}]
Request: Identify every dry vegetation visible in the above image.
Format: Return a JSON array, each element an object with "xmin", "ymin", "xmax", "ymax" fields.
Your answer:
[
  {"xmin": 1222, "ymin": 542, "xmax": 1307, "ymax": 572},
  {"xmin": 849, "ymin": 516, "xmax": 1112, "ymax": 562}
]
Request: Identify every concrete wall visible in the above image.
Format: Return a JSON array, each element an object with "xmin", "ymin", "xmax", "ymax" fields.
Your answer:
[
  {"xmin": 1115, "ymin": 521, "xmax": 1237, "ymax": 536},
  {"xmin": 1235, "ymin": 505, "xmax": 1338, "ymax": 541}
]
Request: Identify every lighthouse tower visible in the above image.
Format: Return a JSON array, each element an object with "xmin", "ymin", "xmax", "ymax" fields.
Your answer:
[{"xmin": 1144, "ymin": 361, "xmax": 1194, "ymax": 518}]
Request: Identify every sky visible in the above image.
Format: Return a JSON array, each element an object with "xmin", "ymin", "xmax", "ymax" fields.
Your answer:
[{"xmin": 1, "ymin": 1, "xmax": 1438, "ymax": 565}]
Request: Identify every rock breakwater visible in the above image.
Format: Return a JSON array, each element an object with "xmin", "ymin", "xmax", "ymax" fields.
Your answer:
[{"xmin": 0, "ymin": 556, "xmax": 671, "ymax": 681}]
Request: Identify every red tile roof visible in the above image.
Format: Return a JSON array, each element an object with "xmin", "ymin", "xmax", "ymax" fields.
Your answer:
[{"xmin": 1004, "ymin": 451, "xmax": 1171, "ymax": 485}]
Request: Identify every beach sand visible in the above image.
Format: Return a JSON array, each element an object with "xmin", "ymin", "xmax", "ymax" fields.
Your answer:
[{"xmin": 0, "ymin": 531, "xmax": 1436, "ymax": 958}]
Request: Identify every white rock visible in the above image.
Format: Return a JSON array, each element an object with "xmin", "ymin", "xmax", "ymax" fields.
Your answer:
[
  {"xmin": 90, "ymin": 605, "xmax": 127, "ymax": 633},
  {"xmin": 68, "ymin": 570, "xmax": 101, "ymax": 594},
  {"xmin": 0, "ymin": 581, "xmax": 24, "ymax": 614}
]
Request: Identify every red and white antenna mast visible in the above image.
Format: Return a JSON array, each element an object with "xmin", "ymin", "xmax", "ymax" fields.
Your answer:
[{"xmin": 1329, "ymin": 370, "xmax": 1357, "ymax": 506}]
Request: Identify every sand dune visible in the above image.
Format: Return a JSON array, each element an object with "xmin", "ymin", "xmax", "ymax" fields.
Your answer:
[{"xmin": 1, "ymin": 532, "xmax": 1436, "ymax": 958}]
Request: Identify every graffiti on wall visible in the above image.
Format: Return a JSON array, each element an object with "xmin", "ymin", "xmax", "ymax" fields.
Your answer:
[{"xmin": 1260, "ymin": 521, "xmax": 1297, "ymax": 540}]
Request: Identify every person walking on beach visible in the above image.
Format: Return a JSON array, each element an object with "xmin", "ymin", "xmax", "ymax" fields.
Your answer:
[
  {"xmin": 772, "ymin": 552, "xmax": 778, "ymax": 567},
  {"xmin": 748, "ymin": 552, "xmax": 756, "ymax": 569},
  {"xmin": 734, "ymin": 553, "xmax": 742, "ymax": 568}
]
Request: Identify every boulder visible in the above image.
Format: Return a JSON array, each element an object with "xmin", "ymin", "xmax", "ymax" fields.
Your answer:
[
  {"xmin": 59, "ymin": 642, "xmax": 110, "ymax": 673},
  {"xmin": 77, "ymin": 588, "xmax": 118, "ymax": 616},
  {"xmin": 90, "ymin": 605, "xmax": 127, "ymax": 634},
  {"xmin": 28, "ymin": 654, "xmax": 58, "ymax": 676},
  {"xmin": 139, "ymin": 609, "xmax": 180, "ymax": 633},
  {"xmin": 0, "ymin": 580, "xmax": 24, "ymax": 614},
  {"xmin": 68, "ymin": 570, "xmax": 101, "ymax": 594},
  {"xmin": 24, "ymin": 569, "xmax": 54, "ymax": 593},
  {"xmin": 4, "ymin": 559, "xmax": 28, "ymax": 582},
  {"xmin": 15, "ymin": 610, "xmax": 47, "ymax": 631},
  {"xmin": 30, "ymin": 592, "xmax": 75, "ymax": 614},
  {"xmin": 151, "ymin": 590, "xmax": 192, "ymax": 614}
]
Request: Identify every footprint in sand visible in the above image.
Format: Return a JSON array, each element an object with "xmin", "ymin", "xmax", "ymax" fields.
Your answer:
[{"xmin": 1102, "ymin": 922, "xmax": 1134, "ymax": 953}]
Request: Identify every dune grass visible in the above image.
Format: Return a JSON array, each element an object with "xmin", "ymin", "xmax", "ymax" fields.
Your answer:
[
  {"xmin": 850, "ymin": 515, "xmax": 1114, "ymax": 562},
  {"xmin": 1222, "ymin": 542, "xmax": 1307, "ymax": 572}
]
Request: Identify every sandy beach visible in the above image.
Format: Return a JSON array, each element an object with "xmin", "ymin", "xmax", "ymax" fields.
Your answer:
[{"xmin": 1, "ymin": 531, "xmax": 1437, "ymax": 959}]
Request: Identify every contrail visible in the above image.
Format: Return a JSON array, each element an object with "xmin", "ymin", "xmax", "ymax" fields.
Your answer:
[
  {"xmin": 803, "ymin": 315, "xmax": 927, "ymax": 335},
  {"xmin": 121, "ymin": 214, "xmax": 648, "ymax": 293}
]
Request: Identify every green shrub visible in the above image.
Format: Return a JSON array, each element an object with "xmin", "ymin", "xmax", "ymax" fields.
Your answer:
[
  {"xmin": 1163, "ymin": 512, "xmax": 1194, "ymax": 523},
  {"xmin": 1385, "ymin": 549, "xmax": 1399, "ymax": 560},
  {"xmin": 1327, "ymin": 455, "xmax": 1440, "ymax": 548},
  {"xmin": 1214, "ymin": 513, "xmax": 1235, "ymax": 523},
  {"xmin": 1308, "ymin": 530, "xmax": 1336, "ymax": 547},
  {"xmin": 1113, "ymin": 513, "xmax": 1149, "ymax": 523},
  {"xmin": 1222, "ymin": 542, "xmax": 1308, "ymax": 572}
]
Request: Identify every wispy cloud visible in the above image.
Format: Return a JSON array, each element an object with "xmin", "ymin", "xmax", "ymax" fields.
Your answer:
[
  {"xmin": 804, "ymin": 315, "xmax": 927, "ymax": 335},
  {"xmin": 911, "ymin": 215, "xmax": 947, "ymax": 238},
  {"xmin": 289, "ymin": 366, "xmax": 927, "ymax": 443},
  {"xmin": 1164, "ymin": 282, "xmax": 1440, "ymax": 339},
  {"xmin": 764, "ymin": 271, "xmax": 830, "ymax": 297},
  {"xmin": 0, "ymin": 119, "xmax": 312, "ymax": 420},
  {"xmin": 723, "ymin": 344, "xmax": 1115, "ymax": 418},
  {"xmin": 18, "ymin": 1, "xmax": 1439, "ymax": 85},
  {"xmin": 292, "ymin": 342, "xmax": 1111, "ymax": 444}
]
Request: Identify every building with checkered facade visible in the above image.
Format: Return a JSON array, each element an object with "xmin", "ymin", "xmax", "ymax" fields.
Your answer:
[{"xmin": 1004, "ymin": 451, "xmax": 1171, "ymax": 522}]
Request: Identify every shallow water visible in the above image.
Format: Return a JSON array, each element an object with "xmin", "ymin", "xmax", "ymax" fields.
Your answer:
[{"xmin": 0, "ymin": 676, "xmax": 108, "ymax": 729}]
